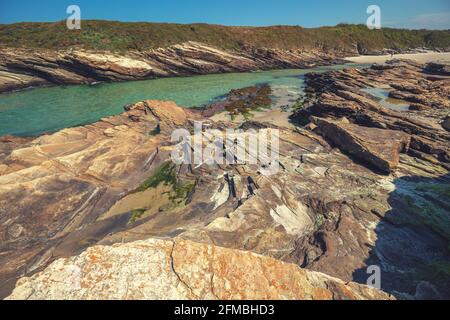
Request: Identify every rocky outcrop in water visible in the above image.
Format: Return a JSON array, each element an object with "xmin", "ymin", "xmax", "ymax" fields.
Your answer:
[
  {"xmin": 200, "ymin": 84, "xmax": 272, "ymax": 117},
  {"xmin": 0, "ymin": 42, "xmax": 344, "ymax": 94}
]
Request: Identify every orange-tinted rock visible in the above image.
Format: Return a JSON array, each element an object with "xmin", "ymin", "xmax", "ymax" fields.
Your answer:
[{"xmin": 6, "ymin": 239, "xmax": 393, "ymax": 300}]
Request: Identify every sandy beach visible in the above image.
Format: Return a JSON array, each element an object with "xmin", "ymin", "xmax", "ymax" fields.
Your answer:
[{"xmin": 345, "ymin": 51, "xmax": 450, "ymax": 64}]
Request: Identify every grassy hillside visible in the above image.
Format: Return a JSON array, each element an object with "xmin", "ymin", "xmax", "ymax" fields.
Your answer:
[{"xmin": 0, "ymin": 20, "xmax": 449, "ymax": 52}]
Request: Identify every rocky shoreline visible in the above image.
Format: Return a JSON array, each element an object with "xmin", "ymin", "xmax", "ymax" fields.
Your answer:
[
  {"xmin": 0, "ymin": 42, "xmax": 347, "ymax": 94},
  {"xmin": 2, "ymin": 41, "xmax": 448, "ymax": 96},
  {"xmin": 0, "ymin": 59, "xmax": 449, "ymax": 300}
]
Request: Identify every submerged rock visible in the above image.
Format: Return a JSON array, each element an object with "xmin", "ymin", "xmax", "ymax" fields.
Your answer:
[{"xmin": 200, "ymin": 85, "xmax": 272, "ymax": 118}]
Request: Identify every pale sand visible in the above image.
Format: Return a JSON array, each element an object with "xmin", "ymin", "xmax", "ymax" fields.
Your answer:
[{"xmin": 345, "ymin": 51, "xmax": 450, "ymax": 64}]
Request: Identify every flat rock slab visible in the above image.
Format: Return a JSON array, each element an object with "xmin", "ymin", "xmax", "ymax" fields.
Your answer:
[{"xmin": 312, "ymin": 117, "xmax": 410, "ymax": 173}]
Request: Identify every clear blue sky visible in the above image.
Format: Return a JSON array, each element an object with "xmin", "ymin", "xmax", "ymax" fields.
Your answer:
[{"xmin": 1, "ymin": 0, "xmax": 449, "ymax": 29}]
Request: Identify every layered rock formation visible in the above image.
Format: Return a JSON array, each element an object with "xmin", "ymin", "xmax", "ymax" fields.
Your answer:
[
  {"xmin": 290, "ymin": 60, "xmax": 450, "ymax": 299},
  {"xmin": 6, "ymin": 238, "xmax": 391, "ymax": 300},
  {"xmin": 0, "ymin": 42, "xmax": 343, "ymax": 94},
  {"xmin": 294, "ymin": 60, "xmax": 450, "ymax": 168},
  {"xmin": 1, "ymin": 60, "xmax": 449, "ymax": 300}
]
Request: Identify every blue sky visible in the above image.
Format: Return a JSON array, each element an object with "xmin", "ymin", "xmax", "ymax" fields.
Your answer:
[{"xmin": 0, "ymin": 0, "xmax": 449, "ymax": 29}]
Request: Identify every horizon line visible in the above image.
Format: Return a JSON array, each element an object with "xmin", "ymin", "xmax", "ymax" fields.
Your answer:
[{"xmin": 0, "ymin": 19, "xmax": 449, "ymax": 31}]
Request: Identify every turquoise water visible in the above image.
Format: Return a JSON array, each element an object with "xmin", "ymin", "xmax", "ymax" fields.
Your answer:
[{"xmin": 0, "ymin": 64, "xmax": 364, "ymax": 136}]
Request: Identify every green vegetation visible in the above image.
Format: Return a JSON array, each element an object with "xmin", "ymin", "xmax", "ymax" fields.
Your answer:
[
  {"xmin": 291, "ymin": 96, "xmax": 306, "ymax": 111},
  {"xmin": 125, "ymin": 162, "xmax": 195, "ymax": 224},
  {"xmin": 415, "ymin": 183, "xmax": 450, "ymax": 198},
  {"xmin": 314, "ymin": 214, "xmax": 326, "ymax": 230},
  {"xmin": 313, "ymin": 211, "xmax": 340, "ymax": 231},
  {"xmin": 135, "ymin": 162, "xmax": 177, "ymax": 193},
  {"xmin": 129, "ymin": 208, "xmax": 146, "ymax": 224},
  {"xmin": 242, "ymin": 110, "xmax": 253, "ymax": 120},
  {"xmin": 401, "ymin": 193, "xmax": 450, "ymax": 241},
  {"xmin": 170, "ymin": 181, "xmax": 196, "ymax": 205},
  {"xmin": 0, "ymin": 21, "xmax": 448, "ymax": 52},
  {"xmin": 135, "ymin": 162, "xmax": 195, "ymax": 205}
]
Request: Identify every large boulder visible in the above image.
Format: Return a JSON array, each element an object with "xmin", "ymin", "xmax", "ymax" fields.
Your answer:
[
  {"xmin": 312, "ymin": 117, "xmax": 410, "ymax": 173},
  {"xmin": 6, "ymin": 238, "xmax": 392, "ymax": 300}
]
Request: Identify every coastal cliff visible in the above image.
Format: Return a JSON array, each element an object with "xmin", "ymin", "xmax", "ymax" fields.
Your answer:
[
  {"xmin": 0, "ymin": 42, "xmax": 343, "ymax": 93},
  {"xmin": 1, "ymin": 21, "xmax": 449, "ymax": 93}
]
